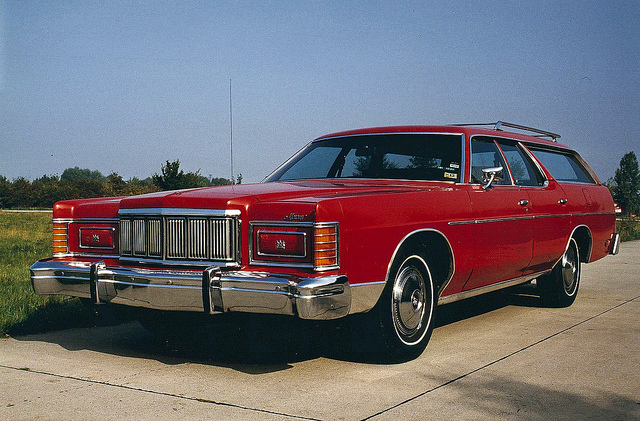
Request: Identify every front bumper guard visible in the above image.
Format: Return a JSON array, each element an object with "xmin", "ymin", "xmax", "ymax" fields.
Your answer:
[
  {"xmin": 609, "ymin": 232, "xmax": 621, "ymax": 255},
  {"xmin": 30, "ymin": 259, "xmax": 351, "ymax": 320}
]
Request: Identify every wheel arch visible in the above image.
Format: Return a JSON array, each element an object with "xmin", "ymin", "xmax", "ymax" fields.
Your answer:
[
  {"xmin": 569, "ymin": 225, "xmax": 593, "ymax": 263},
  {"xmin": 385, "ymin": 229, "xmax": 455, "ymax": 297}
]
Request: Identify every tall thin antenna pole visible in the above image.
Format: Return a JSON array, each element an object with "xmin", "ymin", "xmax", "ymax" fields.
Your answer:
[{"xmin": 229, "ymin": 79, "xmax": 234, "ymax": 183}]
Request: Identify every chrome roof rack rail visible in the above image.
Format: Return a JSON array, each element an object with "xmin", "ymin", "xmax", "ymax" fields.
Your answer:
[{"xmin": 454, "ymin": 121, "xmax": 561, "ymax": 142}]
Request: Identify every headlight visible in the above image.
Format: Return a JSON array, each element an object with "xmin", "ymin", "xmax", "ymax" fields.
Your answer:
[
  {"xmin": 251, "ymin": 222, "xmax": 339, "ymax": 271},
  {"xmin": 79, "ymin": 227, "xmax": 116, "ymax": 250},
  {"xmin": 257, "ymin": 230, "xmax": 307, "ymax": 258}
]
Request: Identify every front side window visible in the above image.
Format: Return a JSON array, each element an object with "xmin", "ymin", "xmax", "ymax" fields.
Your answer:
[
  {"xmin": 471, "ymin": 137, "xmax": 546, "ymax": 187},
  {"xmin": 266, "ymin": 134, "xmax": 463, "ymax": 182},
  {"xmin": 528, "ymin": 148, "xmax": 595, "ymax": 184},
  {"xmin": 470, "ymin": 139, "xmax": 512, "ymax": 185}
]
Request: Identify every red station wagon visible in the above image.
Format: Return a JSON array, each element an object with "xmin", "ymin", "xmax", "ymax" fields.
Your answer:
[{"xmin": 31, "ymin": 122, "xmax": 620, "ymax": 358}]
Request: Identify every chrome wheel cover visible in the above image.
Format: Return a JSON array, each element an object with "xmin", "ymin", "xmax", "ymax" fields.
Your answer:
[
  {"xmin": 561, "ymin": 240, "xmax": 580, "ymax": 296},
  {"xmin": 391, "ymin": 256, "xmax": 434, "ymax": 345}
]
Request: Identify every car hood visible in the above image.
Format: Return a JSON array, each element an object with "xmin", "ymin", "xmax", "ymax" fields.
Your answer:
[{"xmin": 118, "ymin": 179, "xmax": 453, "ymax": 210}]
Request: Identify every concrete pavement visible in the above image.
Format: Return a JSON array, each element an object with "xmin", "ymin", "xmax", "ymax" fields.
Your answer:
[{"xmin": 1, "ymin": 241, "xmax": 639, "ymax": 420}]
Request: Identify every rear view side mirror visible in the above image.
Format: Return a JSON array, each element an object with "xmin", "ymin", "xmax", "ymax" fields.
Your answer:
[{"xmin": 482, "ymin": 166, "xmax": 504, "ymax": 190}]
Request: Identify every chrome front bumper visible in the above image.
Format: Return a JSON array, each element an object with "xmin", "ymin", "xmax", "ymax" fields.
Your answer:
[{"xmin": 30, "ymin": 259, "xmax": 351, "ymax": 320}]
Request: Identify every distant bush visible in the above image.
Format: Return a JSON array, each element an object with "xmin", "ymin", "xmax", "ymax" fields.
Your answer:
[
  {"xmin": 617, "ymin": 218, "xmax": 640, "ymax": 242},
  {"xmin": 152, "ymin": 159, "xmax": 208, "ymax": 190},
  {"xmin": 151, "ymin": 159, "xmax": 238, "ymax": 191},
  {"xmin": 61, "ymin": 167, "xmax": 107, "ymax": 182}
]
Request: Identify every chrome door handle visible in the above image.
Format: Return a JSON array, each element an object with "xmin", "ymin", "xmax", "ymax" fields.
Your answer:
[
  {"xmin": 559, "ymin": 198, "xmax": 568, "ymax": 205},
  {"xmin": 519, "ymin": 199, "xmax": 529, "ymax": 206}
]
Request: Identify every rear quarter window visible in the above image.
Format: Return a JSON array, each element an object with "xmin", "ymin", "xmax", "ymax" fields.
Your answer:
[{"xmin": 529, "ymin": 148, "xmax": 595, "ymax": 184}]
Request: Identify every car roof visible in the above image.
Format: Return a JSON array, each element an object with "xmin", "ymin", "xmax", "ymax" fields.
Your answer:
[{"xmin": 315, "ymin": 125, "xmax": 572, "ymax": 150}]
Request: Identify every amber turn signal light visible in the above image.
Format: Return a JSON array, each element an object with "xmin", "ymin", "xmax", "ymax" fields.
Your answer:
[
  {"xmin": 314, "ymin": 224, "xmax": 338, "ymax": 270},
  {"xmin": 52, "ymin": 222, "xmax": 69, "ymax": 255}
]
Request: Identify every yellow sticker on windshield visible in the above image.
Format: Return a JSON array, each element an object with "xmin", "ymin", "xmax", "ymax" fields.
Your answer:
[{"xmin": 444, "ymin": 172, "xmax": 457, "ymax": 179}]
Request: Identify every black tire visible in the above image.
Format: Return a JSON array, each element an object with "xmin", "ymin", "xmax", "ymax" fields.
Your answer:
[
  {"xmin": 373, "ymin": 254, "xmax": 436, "ymax": 360},
  {"xmin": 538, "ymin": 238, "xmax": 581, "ymax": 307}
]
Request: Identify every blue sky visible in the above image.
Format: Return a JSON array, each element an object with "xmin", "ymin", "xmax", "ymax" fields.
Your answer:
[{"xmin": 1, "ymin": 0, "xmax": 638, "ymax": 183}]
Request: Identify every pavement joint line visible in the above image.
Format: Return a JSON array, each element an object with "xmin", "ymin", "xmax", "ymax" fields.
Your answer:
[
  {"xmin": 0, "ymin": 364, "xmax": 319, "ymax": 421},
  {"xmin": 362, "ymin": 294, "xmax": 640, "ymax": 421},
  {"xmin": 54, "ymin": 365, "xmax": 166, "ymax": 394}
]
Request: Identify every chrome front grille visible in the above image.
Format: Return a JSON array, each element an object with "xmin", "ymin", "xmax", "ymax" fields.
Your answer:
[
  {"xmin": 119, "ymin": 209, "xmax": 240, "ymax": 266},
  {"xmin": 133, "ymin": 219, "xmax": 146, "ymax": 256},
  {"xmin": 148, "ymin": 219, "xmax": 162, "ymax": 257},
  {"xmin": 211, "ymin": 218, "xmax": 234, "ymax": 259},
  {"xmin": 187, "ymin": 219, "xmax": 207, "ymax": 259},
  {"xmin": 166, "ymin": 218, "xmax": 186, "ymax": 258}
]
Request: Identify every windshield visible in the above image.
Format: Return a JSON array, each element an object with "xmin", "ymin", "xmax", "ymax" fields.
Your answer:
[{"xmin": 265, "ymin": 134, "xmax": 463, "ymax": 182}]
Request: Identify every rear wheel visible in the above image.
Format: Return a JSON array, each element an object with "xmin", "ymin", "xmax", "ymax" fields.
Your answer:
[
  {"xmin": 538, "ymin": 238, "xmax": 581, "ymax": 307},
  {"xmin": 374, "ymin": 254, "xmax": 436, "ymax": 360}
]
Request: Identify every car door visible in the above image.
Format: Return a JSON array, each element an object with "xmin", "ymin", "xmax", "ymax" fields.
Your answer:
[
  {"xmin": 523, "ymin": 178, "xmax": 570, "ymax": 274},
  {"xmin": 462, "ymin": 138, "xmax": 533, "ymax": 290},
  {"xmin": 496, "ymin": 141, "xmax": 570, "ymax": 276},
  {"xmin": 526, "ymin": 146, "xmax": 611, "ymax": 263}
]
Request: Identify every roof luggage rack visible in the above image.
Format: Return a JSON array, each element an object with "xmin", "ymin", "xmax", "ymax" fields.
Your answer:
[{"xmin": 454, "ymin": 121, "xmax": 561, "ymax": 142}]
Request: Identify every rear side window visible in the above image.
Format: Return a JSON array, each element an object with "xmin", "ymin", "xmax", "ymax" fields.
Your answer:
[
  {"xmin": 528, "ymin": 148, "xmax": 595, "ymax": 184},
  {"xmin": 497, "ymin": 141, "xmax": 545, "ymax": 187}
]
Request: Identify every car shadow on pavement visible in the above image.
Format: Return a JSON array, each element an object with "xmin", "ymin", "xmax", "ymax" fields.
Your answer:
[
  {"xmin": 435, "ymin": 281, "xmax": 544, "ymax": 327},
  {"xmin": 11, "ymin": 282, "xmax": 551, "ymax": 370}
]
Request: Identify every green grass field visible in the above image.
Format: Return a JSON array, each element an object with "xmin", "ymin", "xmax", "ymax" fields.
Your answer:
[{"xmin": 0, "ymin": 211, "xmax": 99, "ymax": 336}]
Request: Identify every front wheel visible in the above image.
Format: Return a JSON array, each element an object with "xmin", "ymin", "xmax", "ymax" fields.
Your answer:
[
  {"xmin": 538, "ymin": 238, "xmax": 581, "ymax": 307},
  {"xmin": 374, "ymin": 254, "xmax": 436, "ymax": 360}
]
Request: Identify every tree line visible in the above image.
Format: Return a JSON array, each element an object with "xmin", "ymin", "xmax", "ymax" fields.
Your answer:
[{"xmin": 0, "ymin": 160, "xmax": 240, "ymax": 209}]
